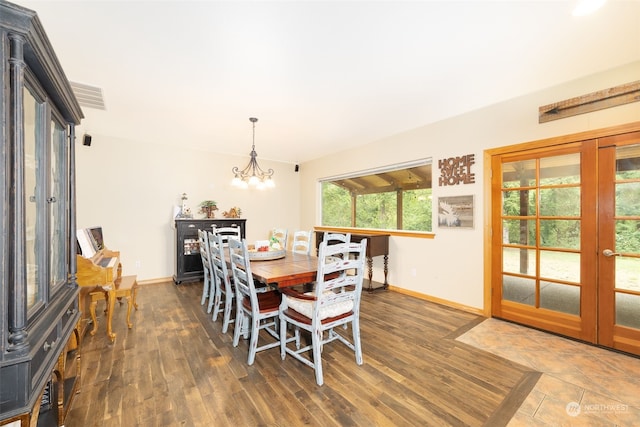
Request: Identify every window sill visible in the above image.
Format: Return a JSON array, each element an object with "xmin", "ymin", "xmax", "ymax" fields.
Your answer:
[{"xmin": 314, "ymin": 226, "xmax": 435, "ymax": 239}]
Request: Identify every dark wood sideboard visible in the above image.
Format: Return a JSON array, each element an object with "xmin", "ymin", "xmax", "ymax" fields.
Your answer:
[
  {"xmin": 174, "ymin": 218, "xmax": 247, "ymax": 284},
  {"xmin": 314, "ymin": 231, "xmax": 389, "ymax": 292}
]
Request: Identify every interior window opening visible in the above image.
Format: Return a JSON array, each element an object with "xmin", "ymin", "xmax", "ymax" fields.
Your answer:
[{"xmin": 321, "ymin": 159, "xmax": 433, "ymax": 232}]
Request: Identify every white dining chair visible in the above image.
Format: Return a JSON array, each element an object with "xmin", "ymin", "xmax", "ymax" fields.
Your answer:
[
  {"xmin": 292, "ymin": 230, "xmax": 313, "ymax": 255},
  {"xmin": 214, "ymin": 225, "xmax": 241, "ymax": 246},
  {"xmin": 229, "ymin": 238, "xmax": 286, "ymax": 365},
  {"xmin": 279, "ymin": 238, "xmax": 368, "ymax": 385},
  {"xmin": 197, "ymin": 229, "xmax": 214, "ymax": 310},
  {"xmin": 208, "ymin": 231, "xmax": 235, "ymax": 333},
  {"xmin": 271, "ymin": 228, "xmax": 288, "ymax": 251}
]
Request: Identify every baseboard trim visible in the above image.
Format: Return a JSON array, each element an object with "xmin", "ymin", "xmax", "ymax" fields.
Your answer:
[
  {"xmin": 388, "ymin": 285, "xmax": 484, "ymax": 316},
  {"xmin": 137, "ymin": 277, "xmax": 174, "ymax": 286}
]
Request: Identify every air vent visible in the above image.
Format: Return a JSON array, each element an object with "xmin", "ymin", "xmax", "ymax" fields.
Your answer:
[{"xmin": 70, "ymin": 81, "xmax": 106, "ymax": 110}]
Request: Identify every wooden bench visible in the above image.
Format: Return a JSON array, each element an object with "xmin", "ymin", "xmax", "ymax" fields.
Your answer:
[{"xmin": 89, "ymin": 275, "xmax": 138, "ymax": 341}]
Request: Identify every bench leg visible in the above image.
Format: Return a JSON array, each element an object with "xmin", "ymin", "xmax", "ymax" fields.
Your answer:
[
  {"xmin": 127, "ymin": 283, "xmax": 139, "ymax": 328},
  {"xmin": 106, "ymin": 289, "xmax": 116, "ymax": 342},
  {"xmin": 125, "ymin": 295, "xmax": 133, "ymax": 329}
]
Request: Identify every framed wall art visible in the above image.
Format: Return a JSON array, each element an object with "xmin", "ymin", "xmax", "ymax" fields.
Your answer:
[{"xmin": 437, "ymin": 195, "xmax": 474, "ymax": 229}]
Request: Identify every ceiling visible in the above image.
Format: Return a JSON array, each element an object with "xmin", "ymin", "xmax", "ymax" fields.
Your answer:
[{"xmin": 16, "ymin": 0, "xmax": 640, "ymax": 164}]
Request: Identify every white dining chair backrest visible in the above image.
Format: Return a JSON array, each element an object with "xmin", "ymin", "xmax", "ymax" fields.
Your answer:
[
  {"xmin": 197, "ymin": 229, "xmax": 213, "ymax": 307},
  {"xmin": 214, "ymin": 225, "xmax": 241, "ymax": 246},
  {"xmin": 322, "ymin": 232, "xmax": 351, "ymax": 245},
  {"xmin": 271, "ymin": 228, "xmax": 288, "ymax": 251},
  {"xmin": 208, "ymin": 231, "xmax": 235, "ymax": 333},
  {"xmin": 322, "ymin": 231, "xmax": 351, "ymax": 260},
  {"xmin": 292, "ymin": 230, "xmax": 313, "ymax": 255}
]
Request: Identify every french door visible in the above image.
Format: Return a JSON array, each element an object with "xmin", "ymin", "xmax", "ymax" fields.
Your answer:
[
  {"xmin": 597, "ymin": 132, "xmax": 640, "ymax": 354},
  {"xmin": 491, "ymin": 130, "xmax": 640, "ymax": 356}
]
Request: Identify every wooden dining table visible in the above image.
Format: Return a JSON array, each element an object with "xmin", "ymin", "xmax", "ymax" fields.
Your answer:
[{"xmin": 249, "ymin": 251, "xmax": 319, "ymax": 288}]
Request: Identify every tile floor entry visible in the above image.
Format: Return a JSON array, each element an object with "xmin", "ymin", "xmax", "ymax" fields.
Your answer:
[{"xmin": 457, "ymin": 318, "xmax": 640, "ymax": 426}]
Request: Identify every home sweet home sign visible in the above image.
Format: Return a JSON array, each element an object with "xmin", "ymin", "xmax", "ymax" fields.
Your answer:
[{"xmin": 438, "ymin": 154, "xmax": 475, "ymax": 186}]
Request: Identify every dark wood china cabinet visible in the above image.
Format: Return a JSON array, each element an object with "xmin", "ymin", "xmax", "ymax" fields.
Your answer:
[{"xmin": 1, "ymin": 1, "xmax": 83, "ymax": 426}]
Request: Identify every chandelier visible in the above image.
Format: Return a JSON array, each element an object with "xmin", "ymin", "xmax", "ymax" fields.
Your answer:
[{"xmin": 231, "ymin": 117, "xmax": 275, "ymax": 189}]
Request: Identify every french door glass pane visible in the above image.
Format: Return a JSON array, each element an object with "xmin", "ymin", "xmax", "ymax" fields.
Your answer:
[
  {"xmin": 615, "ymin": 145, "xmax": 640, "ymax": 179},
  {"xmin": 502, "ymin": 219, "xmax": 536, "ymax": 245},
  {"xmin": 615, "ymin": 182, "xmax": 640, "ymax": 216},
  {"xmin": 502, "ymin": 275, "xmax": 535, "ymax": 306},
  {"xmin": 502, "ymin": 190, "xmax": 536, "ymax": 215},
  {"xmin": 539, "ymin": 187, "xmax": 580, "ymax": 216},
  {"xmin": 540, "ymin": 281, "xmax": 580, "ymax": 315},
  {"xmin": 539, "ymin": 220, "xmax": 580, "ymax": 249},
  {"xmin": 615, "ymin": 220, "xmax": 640, "ymax": 253},
  {"xmin": 615, "ymin": 256, "xmax": 640, "ymax": 292},
  {"xmin": 540, "ymin": 153, "xmax": 580, "ymax": 184},
  {"xmin": 502, "ymin": 159, "xmax": 536, "ymax": 188},
  {"xmin": 502, "ymin": 247, "xmax": 536, "ymax": 276},
  {"xmin": 615, "ymin": 293, "xmax": 640, "ymax": 328},
  {"xmin": 539, "ymin": 250, "xmax": 580, "ymax": 283}
]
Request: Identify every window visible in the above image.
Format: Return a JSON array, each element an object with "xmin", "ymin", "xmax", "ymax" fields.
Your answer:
[{"xmin": 321, "ymin": 159, "xmax": 433, "ymax": 232}]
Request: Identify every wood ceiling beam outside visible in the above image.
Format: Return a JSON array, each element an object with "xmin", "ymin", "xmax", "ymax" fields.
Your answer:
[
  {"xmin": 328, "ymin": 164, "xmax": 432, "ymax": 195},
  {"xmin": 376, "ymin": 172, "xmax": 397, "ymax": 186},
  {"xmin": 333, "ymin": 180, "xmax": 362, "ymax": 193},
  {"xmin": 408, "ymin": 167, "xmax": 431, "ymax": 186}
]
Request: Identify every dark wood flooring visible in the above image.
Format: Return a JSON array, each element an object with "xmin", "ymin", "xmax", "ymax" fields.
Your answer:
[{"xmin": 65, "ymin": 281, "xmax": 539, "ymax": 427}]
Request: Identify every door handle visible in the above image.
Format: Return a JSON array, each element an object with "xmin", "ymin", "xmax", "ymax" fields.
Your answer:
[{"xmin": 602, "ymin": 249, "xmax": 620, "ymax": 257}]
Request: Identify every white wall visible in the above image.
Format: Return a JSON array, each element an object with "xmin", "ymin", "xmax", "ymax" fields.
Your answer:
[
  {"xmin": 75, "ymin": 134, "xmax": 300, "ymax": 281},
  {"xmin": 299, "ymin": 60, "xmax": 640, "ymax": 311}
]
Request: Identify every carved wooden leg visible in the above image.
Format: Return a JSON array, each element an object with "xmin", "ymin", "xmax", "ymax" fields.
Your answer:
[
  {"xmin": 106, "ymin": 289, "xmax": 116, "ymax": 342},
  {"xmin": 89, "ymin": 297, "xmax": 99, "ymax": 336},
  {"xmin": 367, "ymin": 256, "xmax": 373, "ymax": 292},
  {"xmin": 132, "ymin": 282, "xmax": 139, "ymax": 310},
  {"xmin": 383, "ymin": 254, "xmax": 389, "ymax": 289}
]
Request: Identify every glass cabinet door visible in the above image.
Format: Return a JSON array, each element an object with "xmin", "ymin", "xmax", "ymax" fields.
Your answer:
[
  {"xmin": 50, "ymin": 117, "xmax": 68, "ymax": 293},
  {"xmin": 24, "ymin": 86, "xmax": 43, "ymax": 312},
  {"xmin": 24, "ymin": 84, "xmax": 69, "ymax": 314}
]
